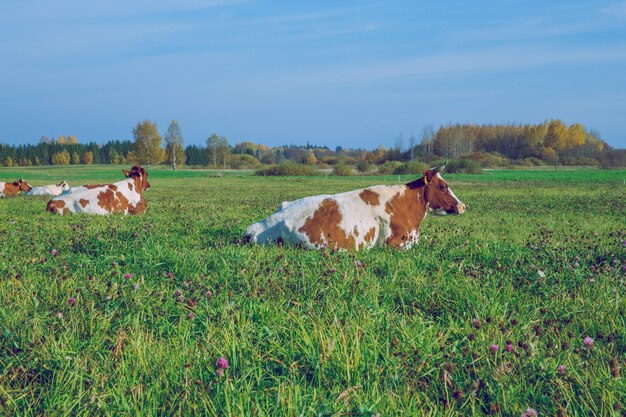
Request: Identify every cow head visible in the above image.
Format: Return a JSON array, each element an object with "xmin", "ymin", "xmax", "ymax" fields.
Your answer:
[
  {"xmin": 14, "ymin": 179, "xmax": 32, "ymax": 192},
  {"xmin": 422, "ymin": 165, "xmax": 465, "ymax": 215},
  {"xmin": 58, "ymin": 180, "xmax": 70, "ymax": 191},
  {"xmin": 122, "ymin": 166, "xmax": 150, "ymax": 191}
]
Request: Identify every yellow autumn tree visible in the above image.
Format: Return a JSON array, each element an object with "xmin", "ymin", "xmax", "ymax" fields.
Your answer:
[{"xmin": 133, "ymin": 120, "xmax": 165, "ymax": 165}]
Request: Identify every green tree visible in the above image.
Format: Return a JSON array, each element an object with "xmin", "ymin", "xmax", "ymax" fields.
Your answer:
[
  {"xmin": 206, "ymin": 133, "xmax": 230, "ymax": 167},
  {"xmin": 164, "ymin": 120, "xmax": 186, "ymax": 170},
  {"xmin": 71, "ymin": 152, "xmax": 80, "ymax": 165},
  {"xmin": 133, "ymin": 120, "xmax": 164, "ymax": 165}
]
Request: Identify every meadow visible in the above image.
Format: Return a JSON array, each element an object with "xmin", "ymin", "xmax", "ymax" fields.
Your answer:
[{"xmin": 0, "ymin": 166, "xmax": 625, "ymax": 416}]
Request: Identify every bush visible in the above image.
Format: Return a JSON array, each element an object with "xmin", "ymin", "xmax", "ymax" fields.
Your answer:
[
  {"xmin": 255, "ymin": 162, "xmax": 319, "ymax": 176},
  {"xmin": 356, "ymin": 161, "xmax": 372, "ymax": 173},
  {"xmin": 393, "ymin": 161, "xmax": 429, "ymax": 175},
  {"xmin": 444, "ymin": 159, "xmax": 483, "ymax": 174},
  {"xmin": 227, "ymin": 154, "xmax": 261, "ymax": 169},
  {"xmin": 332, "ymin": 163, "xmax": 353, "ymax": 176},
  {"xmin": 376, "ymin": 161, "xmax": 402, "ymax": 174}
]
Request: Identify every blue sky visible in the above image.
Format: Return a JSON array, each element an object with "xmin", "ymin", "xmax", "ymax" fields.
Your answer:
[{"xmin": 1, "ymin": 0, "xmax": 625, "ymax": 149}]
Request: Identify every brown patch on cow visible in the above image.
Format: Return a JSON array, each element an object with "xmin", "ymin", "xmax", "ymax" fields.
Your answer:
[
  {"xmin": 128, "ymin": 196, "xmax": 147, "ymax": 215},
  {"xmin": 84, "ymin": 184, "xmax": 105, "ymax": 189},
  {"xmin": 47, "ymin": 199, "xmax": 66, "ymax": 214},
  {"xmin": 79, "ymin": 199, "xmax": 89, "ymax": 208},
  {"xmin": 298, "ymin": 198, "xmax": 356, "ymax": 249},
  {"xmin": 364, "ymin": 227, "xmax": 376, "ymax": 243},
  {"xmin": 2, "ymin": 183, "xmax": 20, "ymax": 196},
  {"xmin": 384, "ymin": 188, "xmax": 427, "ymax": 248},
  {"xmin": 97, "ymin": 189, "xmax": 130, "ymax": 213},
  {"xmin": 128, "ymin": 182, "xmax": 134, "ymax": 191},
  {"xmin": 359, "ymin": 189, "xmax": 380, "ymax": 206},
  {"xmin": 108, "ymin": 185, "xmax": 118, "ymax": 191}
]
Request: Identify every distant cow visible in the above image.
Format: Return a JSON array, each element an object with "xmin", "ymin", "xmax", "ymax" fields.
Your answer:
[
  {"xmin": 47, "ymin": 166, "xmax": 150, "ymax": 215},
  {"xmin": 243, "ymin": 166, "xmax": 465, "ymax": 250},
  {"xmin": 27, "ymin": 181, "xmax": 70, "ymax": 197},
  {"xmin": 0, "ymin": 179, "xmax": 32, "ymax": 197}
]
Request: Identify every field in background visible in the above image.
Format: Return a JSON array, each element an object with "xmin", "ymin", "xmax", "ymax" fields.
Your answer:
[{"xmin": 1, "ymin": 166, "xmax": 625, "ymax": 416}]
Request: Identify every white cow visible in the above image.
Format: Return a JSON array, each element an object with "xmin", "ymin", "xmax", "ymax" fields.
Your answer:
[
  {"xmin": 27, "ymin": 181, "xmax": 70, "ymax": 197},
  {"xmin": 244, "ymin": 167, "xmax": 465, "ymax": 250}
]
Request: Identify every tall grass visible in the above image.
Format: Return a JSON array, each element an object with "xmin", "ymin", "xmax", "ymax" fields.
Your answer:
[{"xmin": 0, "ymin": 166, "xmax": 624, "ymax": 416}]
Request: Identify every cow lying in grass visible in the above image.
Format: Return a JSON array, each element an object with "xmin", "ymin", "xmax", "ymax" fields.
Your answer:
[
  {"xmin": 0, "ymin": 179, "xmax": 32, "ymax": 197},
  {"xmin": 244, "ymin": 166, "xmax": 465, "ymax": 250},
  {"xmin": 27, "ymin": 181, "xmax": 70, "ymax": 197},
  {"xmin": 47, "ymin": 166, "xmax": 150, "ymax": 215}
]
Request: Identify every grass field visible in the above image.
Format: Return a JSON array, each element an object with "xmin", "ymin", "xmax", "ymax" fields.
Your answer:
[{"xmin": 1, "ymin": 166, "xmax": 625, "ymax": 416}]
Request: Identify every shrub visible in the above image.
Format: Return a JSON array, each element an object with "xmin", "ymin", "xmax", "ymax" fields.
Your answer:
[
  {"xmin": 376, "ymin": 161, "xmax": 402, "ymax": 174},
  {"xmin": 227, "ymin": 154, "xmax": 261, "ymax": 169},
  {"xmin": 255, "ymin": 162, "xmax": 319, "ymax": 176},
  {"xmin": 356, "ymin": 161, "xmax": 372, "ymax": 173},
  {"xmin": 332, "ymin": 163, "xmax": 352, "ymax": 176},
  {"xmin": 393, "ymin": 161, "xmax": 429, "ymax": 175},
  {"xmin": 444, "ymin": 159, "xmax": 482, "ymax": 174}
]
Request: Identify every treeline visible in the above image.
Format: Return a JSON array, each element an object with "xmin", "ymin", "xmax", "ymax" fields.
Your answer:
[{"xmin": 1, "ymin": 119, "xmax": 624, "ymax": 169}]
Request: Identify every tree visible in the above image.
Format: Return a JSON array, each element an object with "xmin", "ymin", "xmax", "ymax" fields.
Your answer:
[
  {"xmin": 34, "ymin": 156, "xmax": 41, "ymax": 166},
  {"xmin": 133, "ymin": 120, "xmax": 164, "ymax": 165},
  {"xmin": 82, "ymin": 151, "xmax": 94, "ymax": 165},
  {"xmin": 304, "ymin": 150, "xmax": 318, "ymax": 165},
  {"xmin": 4, "ymin": 157, "xmax": 13, "ymax": 167},
  {"xmin": 71, "ymin": 152, "xmax": 80, "ymax": 165},
  {"xmin": 164, "ymin": 120, "xmax": 185, "ymax": 170},
  {"xmin": 51, "ymin": 150, "xmax": 70, "ymax": 165},
  {"xmin": 206, "ymin": 133, "xmax": 230, "ymax": 167},
  {"xmin": 545, "ymin": 119, "xmax": 569, "ymax": 168},
  {"xmin": 67, "ymin": 135, "xmax": 78, "ymax": 145}
]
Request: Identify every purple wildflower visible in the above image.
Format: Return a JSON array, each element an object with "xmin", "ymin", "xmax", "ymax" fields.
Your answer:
[
  {"xmin": 133, "ymin": 284, "xmax": 139, "ymax": 291},
  {"xmin": 206, "ymin": 290, "xmax": 213, "ymax": 297},
  {"xmin": 490, "ymin": 344, "xmax": 499, "ymax": 352},
  {"xmin": 57, "ymin": 312, "xmax": 63, "ymax": 318},
  {"xmin": 505, "ymin": 343, "xmax": 514, "ymax": 353},
  {"xmin": 472, "ymin": 318, "xmax": 480, "ymax": 329},
  {"xmin": 355, "ymin": 260, "xmax": 362, "ymax": 267},
  {"xmin": 167, "ymin": 272, "xmax": 174, "ymax": 279},
  {"xmin": 278, "ymin": 267, "xmax": 283, "ymax": 273},
  {"xmin": 68, "ymin": 297, "xmax": 76, "ymax": 306},
  {"xmin": 584, "ymin": 337, "xmax": 594, "ymax": 348},
  {"xmin": 217, "ymin": 357, "xmax": 229, "ymax": 369},
  {"xmin": 216, "ymin": 369, "xmax": 224, "ymax": 377},
  {"xmin": 124, "ymin": 273, "xmax": 132, "ymax": 280},
  {"xmin": 187, "ymin": 313, "xmax": 195, "ymax": 320},
  {"xmin": 51, "ymin": 249, "xmax": 58, "ymax": 256},
  {"xmin": 557, "ymin": 365, "xmax": 566, "ymax": 374},
  {"xmin": 521, "ymin": 408, "xmax": 538, "ymax": 417}
]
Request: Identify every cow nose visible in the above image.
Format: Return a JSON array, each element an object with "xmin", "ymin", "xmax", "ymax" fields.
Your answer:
[{"xmin": 456, "ymin": 203, "xmax": 466, "ymax": 214}]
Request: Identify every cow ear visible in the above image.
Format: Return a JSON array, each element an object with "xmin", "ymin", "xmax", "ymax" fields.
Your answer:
[
  {"xmin": 423, "ymin": 170, "xmax": 433, "ymax": 185},
  {"xmin": 122, "ymin": 169, "xmax": 131, "ymax": 177}
]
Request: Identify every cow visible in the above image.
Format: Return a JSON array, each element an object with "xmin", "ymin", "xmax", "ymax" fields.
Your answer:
[
  {"xmin": 46, "ymin": 166, "xmax": 150, "ymax": 215},
  {"xmin": 243, "ymin": 166, "xmax": 465, "ymax": 250},
  {"xmin": 27, "ymin": 180, "xmax": 70, "ymax": 197},
  {"xmin": 0, "ymin": 179, "xmax": 32, "ymax": 197}
]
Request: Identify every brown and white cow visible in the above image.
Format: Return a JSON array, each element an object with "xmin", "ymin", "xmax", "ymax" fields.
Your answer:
[
  {"xmin": 243, "ymin": 166, "xmax": 465, "ymax": 250},
  {"xmin": 0, "ymin": 179, "xmax": 32, "ymax": 197},
  {"xmin": 46, "ymin": 166, "xmax": 150, "ymax": 215}
]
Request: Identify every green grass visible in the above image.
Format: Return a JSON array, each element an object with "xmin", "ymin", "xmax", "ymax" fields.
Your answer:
[{"xmin": 1, "ymin": 166, "xmax": 625, "ymax": 416}]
